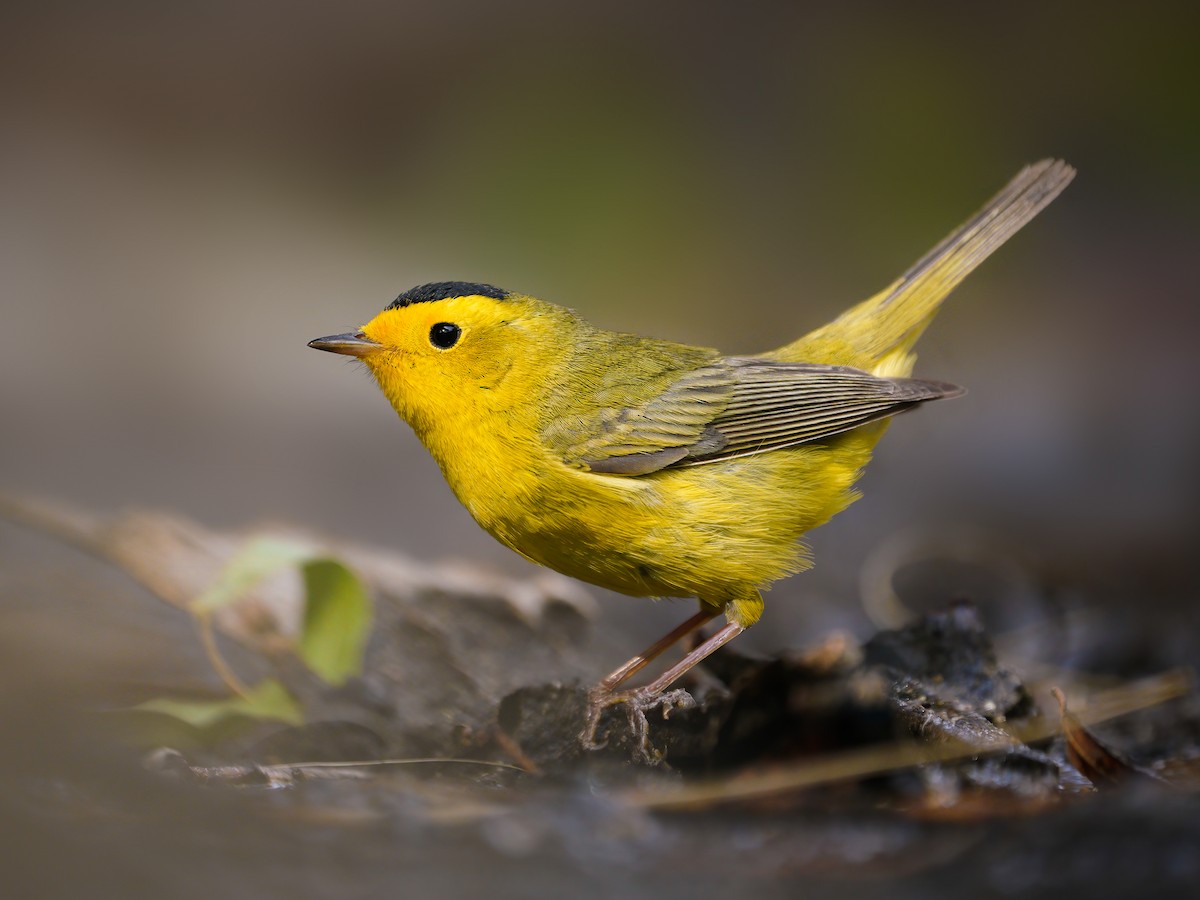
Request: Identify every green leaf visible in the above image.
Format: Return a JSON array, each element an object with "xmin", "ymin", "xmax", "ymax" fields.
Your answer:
[
  {"xmin": 185, "ymin": 535, "xmax": 373, "ymax": 688},
  {"xmin": 298, "ymin": 558, "xmax": 372, "ymax": 686},
  {"xmin": 131, "ymin": 679, "xmax": 303, "ymax": 729},
  {"xmin": 190, "ymin": 536, "xmax": 313, "ymax": 615}
]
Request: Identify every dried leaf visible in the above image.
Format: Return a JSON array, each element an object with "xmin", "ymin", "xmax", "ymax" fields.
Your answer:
[{"xmin": 1051, "ymin": 687, "xmax": 1145, "ymax": 787}]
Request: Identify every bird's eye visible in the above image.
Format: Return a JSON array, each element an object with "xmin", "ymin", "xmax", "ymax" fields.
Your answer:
[{"xmin": 429, "ymin": 322, "xmax": 461, "ymax": 349}]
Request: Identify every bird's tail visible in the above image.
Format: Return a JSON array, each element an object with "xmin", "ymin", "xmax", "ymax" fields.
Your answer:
[{"xmin": 779, "ymin": 159, "xmax": 1075, "ymax": 376}]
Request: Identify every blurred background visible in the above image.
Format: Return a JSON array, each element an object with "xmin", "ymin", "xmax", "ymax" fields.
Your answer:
[
  {"xmin": 2, "ymin": 0, "xmax": 1198, "ymax": 655},
  {"xmin": 4, "ymin": 2, "xmax": 1200, "ymax": 897}
]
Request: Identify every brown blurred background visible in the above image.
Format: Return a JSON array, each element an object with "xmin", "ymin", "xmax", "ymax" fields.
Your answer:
[
  {"xmin": 2, "ymin": 0, "xmax": 1198, "ymax": 648},
  {"xmin": 3, "ymin": 4, "xmax": 1200, "ymax": 897}
]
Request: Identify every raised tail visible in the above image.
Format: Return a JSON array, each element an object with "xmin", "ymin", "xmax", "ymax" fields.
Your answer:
[{"xmin": 777, "ymin": 159, "xmax": 1075, "ymax": 374}]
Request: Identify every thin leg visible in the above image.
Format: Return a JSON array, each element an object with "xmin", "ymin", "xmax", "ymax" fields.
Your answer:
[
  {"xmin": 632, "ymin": 621, "xmax": 744, "ymax": 697},
  {"xmin": 597, "ymin": 609, "xmax": 717, "ymax": 692},
  {"xmin": 581, "ymin": 619, "xmax": 746, "ymax": 759}
]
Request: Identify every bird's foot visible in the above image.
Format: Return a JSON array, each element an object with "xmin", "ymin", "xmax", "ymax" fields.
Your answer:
[{"xmin": 580, "ymin": 685, "xmax": 697, "ymax": 764}]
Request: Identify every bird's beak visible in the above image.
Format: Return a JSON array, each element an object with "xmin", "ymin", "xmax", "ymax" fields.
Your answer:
[{"xmin": 307, "ymin": 332, "xmax": 380, "ymax": 358}]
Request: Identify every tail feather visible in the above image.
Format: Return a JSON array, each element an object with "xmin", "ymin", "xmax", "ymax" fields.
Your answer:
[{"xmin": 779, "ymin": 159, "xmax": 1075, "ymax": 372}]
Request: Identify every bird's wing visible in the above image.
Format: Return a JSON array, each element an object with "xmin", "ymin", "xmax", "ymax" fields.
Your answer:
[
  {"xmin": 545, "ymin": 363, "xmax": 734, "ymax": 476},
  {"xmin": 681, "ymin": 359, "xmax": 962, "ymax": 467},
  {"xmin": 551, "ymin": 357, "xmax": 961, "ymax": 476}
]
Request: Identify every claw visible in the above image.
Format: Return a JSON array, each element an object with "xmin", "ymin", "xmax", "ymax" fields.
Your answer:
[
  {"xmin": 579, "ymin": 685, "xmax": 698, "ymax": 763},
  {"xmin": 580, "ymin": 686, "xmax": 612, "ymax": 751},
  {"xmin": 655, "ymin": 688, "xmax": 697, "ymax": 720}
]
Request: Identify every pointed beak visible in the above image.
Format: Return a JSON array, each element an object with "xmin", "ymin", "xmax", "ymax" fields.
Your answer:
[{"xmin": 307, "ymin": 331, "xmax": 380, "ymax": 359}]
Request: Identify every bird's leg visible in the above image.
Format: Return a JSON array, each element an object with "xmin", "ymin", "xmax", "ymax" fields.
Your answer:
[
  {"xmin": 581, "ymin": 609, "xmax": 716, "ymax": 750},
  {"xmin": 582, "ymin": 618, "xmax": 746, "ymax": 761},
  {"xmin": 613, "ymin": 621, "xmax": 746, "ymax": 762},
  {"xmin": 596, "ymin": 609, "xmax": 716, "ymax": 693},
  {"xmin": 632, "ymin": 620, "xmax": 744, "ymax": 698}
]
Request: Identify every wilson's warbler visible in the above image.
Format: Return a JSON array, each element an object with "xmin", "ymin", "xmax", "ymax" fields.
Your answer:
[{"xmin": 310, "ymin": 160, "xmax": 1074, "ymax": 753}]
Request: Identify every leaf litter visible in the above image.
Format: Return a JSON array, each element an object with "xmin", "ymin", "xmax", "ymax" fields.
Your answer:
[{"xmin": 3, "ymin": 492, "xmax": 1200, "ymax": 894}]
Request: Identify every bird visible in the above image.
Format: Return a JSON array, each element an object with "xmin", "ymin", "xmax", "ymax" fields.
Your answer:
[{"xmin": 309, "ymin": 159, "xmax": 1074, "ymax": 757}]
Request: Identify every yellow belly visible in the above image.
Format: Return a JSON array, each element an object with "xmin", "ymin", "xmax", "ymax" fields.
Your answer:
[{"xmin": 461, "ymin": 422, "xmax": 887, "ymax": 620}]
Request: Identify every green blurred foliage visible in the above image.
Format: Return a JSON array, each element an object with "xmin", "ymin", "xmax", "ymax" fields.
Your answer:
[
  {"xmin": 139, "ymin": 535, "xmax": 372, "ymax": 733},
  {"xmin": 299, "ymin": 558, "xmax": 372, "ymax": 687},
  {"xmin": 132, "ymin": 679, "xmax": 303, "ymax": 730}
]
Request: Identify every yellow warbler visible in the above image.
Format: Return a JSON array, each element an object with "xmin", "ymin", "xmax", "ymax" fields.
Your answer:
[{"xmin": 310, "ymin": 160, "xmax": 1074, "ymax": 752}]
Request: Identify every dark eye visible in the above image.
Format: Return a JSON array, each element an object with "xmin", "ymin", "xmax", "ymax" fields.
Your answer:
[{"xmin": 429, "ymin": 322, "xmax": 461, "ymax": 349}]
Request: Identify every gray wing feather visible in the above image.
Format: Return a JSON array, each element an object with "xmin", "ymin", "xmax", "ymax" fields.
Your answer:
[
  {"xmin": 573, "ymin": 358, "xmax": 961, "ymax": 475},
  {"xmin": 677, "ymin": 360, "xmax": 959, "ymax": 466}
]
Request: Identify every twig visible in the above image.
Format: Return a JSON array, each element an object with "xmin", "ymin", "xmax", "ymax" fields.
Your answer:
[
  {"xmin": 150, "ymin": 751, "xmax": 528, "ymax": 787},
  {"xmin": 195, "ymin": 612, "xmax": 253, "ymax": 699},
  {"xmin": 621, "ymin": 668, "xmax": 1193, "ymax": 811}
]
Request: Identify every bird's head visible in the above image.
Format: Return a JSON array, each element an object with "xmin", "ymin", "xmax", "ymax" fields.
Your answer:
[{"xmin": 308, "ymin": 281, "xmax": 567, "ymax": 436}]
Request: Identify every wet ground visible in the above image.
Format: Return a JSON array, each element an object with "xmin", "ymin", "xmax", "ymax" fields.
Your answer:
[{"xmin": 2, "ymin": 502, "xmax": 1198, "ymax": 899}]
